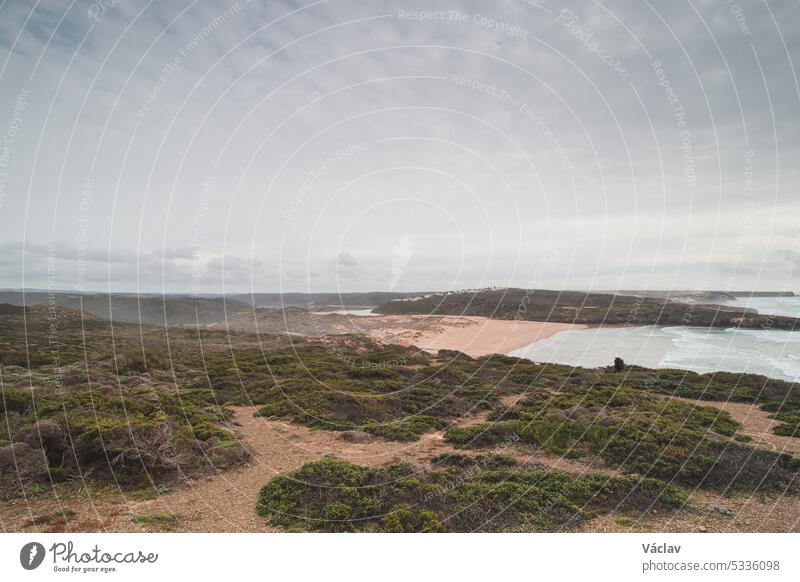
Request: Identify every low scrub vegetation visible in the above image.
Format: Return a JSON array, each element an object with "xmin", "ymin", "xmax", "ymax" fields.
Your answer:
[
  {"xmin": 2, "ymin": 304, "xmax": 799, "ymax": 501},
  {"xmin": 444, "ymin": 383, "xmax": 799, "ymax": 492},
  {"xmin": 373, "ymin": 289, "xmax": 800, "ymax": 330},
  {"xmin": 256, "ymin": 457, "xmax": 687, "ymax": 532}
]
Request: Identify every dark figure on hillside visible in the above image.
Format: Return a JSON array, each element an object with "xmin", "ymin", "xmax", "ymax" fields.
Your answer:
[{"xmin": 614, "ymin": 357, "xmax": 625, "ymax": 372}]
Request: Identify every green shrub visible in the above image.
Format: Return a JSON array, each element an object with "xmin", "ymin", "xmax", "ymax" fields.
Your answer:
[
  {"xmin": 257, "ymin": 458, "xmax": 686, "ymax": 532},
  {"xmin": 4, "ymin": 303, "xmax": 800, "ymax": 499},
  {"xmin": 769, "ymin": 405, "xmax": 800, "ymax": 438},
  {"xmin": 444, "ymin": 383, "xmax": 798, "ymax": 493},
  {"xmin": 46, "ymin": 466, "xmax": 72, "ymax": 483},
  {"xmin": 361, "ymin": 416, "xmax": 445, "ymax": 442}
]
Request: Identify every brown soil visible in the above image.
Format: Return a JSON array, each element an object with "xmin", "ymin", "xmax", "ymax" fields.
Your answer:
[
  {"xmin": 0, "ymin": 404, "xmax": 618, "ymax": 532},
  {"xmin": 671, "ymin": 396, "xmax": 800, "ymax": 456},
  {"xmin": 4, "ymin": 402, "xmax": 799, "ymax": 533},
  {"xmin": 580, "ymin": 489, "xmax": 800, "ymax": 533},
  {"xmin": 579, "ymin": 396, "xmax": 800, "ymax": 533},
  {"xmin": 1, "ymin": 407, "xmax": 453, "ymax": 532}
]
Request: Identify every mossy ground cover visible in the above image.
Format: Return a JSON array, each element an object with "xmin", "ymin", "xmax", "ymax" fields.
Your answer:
[
  {"xmin": 249, "ymin": 346, "xmax": 506, "ymax": 435},
  {"xmin": 1, "ymin": 379, "xmax": 246, "ymax": 486},
  {"xmin": 0, "ymin": 307, "xmax": 258, "ymax": 490},
  {"xmin": 762, "ymin": 402, "xmax": 800, "ymax": 437},
  {"xmin": 444, "ymin": 382, "xmax": 800, "ymax": 492},
  {"xmin": 598, "ymin": 366, "xmax": 800, "ymax": 440},
  {"xmin": 612, "ymin": 366, "xmax": 800, "ymax": 407},
  {"xmin": 256, "ymin": 456, "xmax": 687, "ymax": 532}
]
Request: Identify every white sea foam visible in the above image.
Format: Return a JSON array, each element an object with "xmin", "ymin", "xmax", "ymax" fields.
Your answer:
[{"xmin": 511, "ymin": 301, "xmax": 800, "ymax": 382}]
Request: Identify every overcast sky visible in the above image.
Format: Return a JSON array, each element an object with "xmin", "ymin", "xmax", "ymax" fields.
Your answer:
[{"xmin": 0, "ymin": 0, "xmax": 798, "ymax": 293}]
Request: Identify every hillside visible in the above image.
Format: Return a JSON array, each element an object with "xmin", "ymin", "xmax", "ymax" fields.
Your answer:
[
  {"xmin": 228, "ymin": 291, "xmax": 424, "ymax": 308},
  {"xmin": 0, "ymin": 290, "xmax": 427, "ymax": 324},
  {"xmin": 0, "ymin": 291, "xmax": 250, "ymax": 325},
  {"xmin": 373, "ymin": 288, "xmax": 800, "ymax": 330},
  {"xmin": 2, "ymin": 304, "xmax": 800, "ymax": 532}
]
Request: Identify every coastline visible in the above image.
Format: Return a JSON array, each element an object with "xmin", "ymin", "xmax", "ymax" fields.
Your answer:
[{"xmin": 370, "ymin": 315, "xmax": 585, "ymax": 357}]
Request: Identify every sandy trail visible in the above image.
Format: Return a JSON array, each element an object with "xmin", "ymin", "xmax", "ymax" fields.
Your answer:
[
  {"xmin": 2, "ymin": 408, "xmax": 461, "ymax": 532},
  {"xmin": 112, "ymin": 407, "xmax": 456, "ymax": 532},
  {"xmin": 671, "ymin": 396, "xmax": 800, "ymax": 456},
  {"xmin": 580, "ymin": 488, "xmax": 800, "ymax": 533},
  {"xmin": 582, "ymin": 398, "xmax": 800, "ymax": 532},
  {"xmin": 4, "ymin": 404, "xmax": 799, "ymax": 533},
  {"xmin": 710, "ymin": 401, "xmax": 800, "ymax": 456},
  {"xmin": 370, "ymin": 316, "xmax": 583, "ymax": 358},
  {"xmin": 116, "ymin": 403, "xmax": 610, "ymax": 531},
  {"xmin": 2, "ymin": 402, "xmax": 613, "ymax": 532},
  {"xmin": 5, "ymin": 396, "xmax": 800, "ymax": 533}
]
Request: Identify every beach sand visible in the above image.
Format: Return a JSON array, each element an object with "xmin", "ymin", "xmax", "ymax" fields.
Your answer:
[
  {"xmin": 370, "ymin": 315, "xmax": 584, "ymax": 358},
  {"xmin": 223, "ymin": 308, "xmax": 582, "ymax": 358}
]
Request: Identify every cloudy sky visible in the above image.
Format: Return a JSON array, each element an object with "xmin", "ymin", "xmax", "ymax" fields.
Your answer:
[{"xmin": 0, "ymin": 0, "xmax": 798, "ymax": 293}]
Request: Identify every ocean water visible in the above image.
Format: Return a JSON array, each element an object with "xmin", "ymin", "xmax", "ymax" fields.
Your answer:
[
  {"xmin": 510, "ymin": 297, "xmax": 800, "ymax": 382},
  {"xmin": 318, "ymin": 308, "xmax": 381, "ymax": 316},
  {"xmin": 720, "ymin": 296, "xmax": 800, "ymax": 318}
]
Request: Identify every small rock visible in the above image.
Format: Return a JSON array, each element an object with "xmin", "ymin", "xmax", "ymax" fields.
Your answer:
[{"xmin": 698, "ymin": 525, "xmax": 708, "ymax": 533}]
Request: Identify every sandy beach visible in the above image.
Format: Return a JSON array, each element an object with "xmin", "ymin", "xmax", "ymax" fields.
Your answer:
[
  {"xmin": 370, "ymin": 315, "xmax": 585, "ymax": 357},
  {"xmin": 224, "ymin": 309, "xmax": 581, "ymax": 357}
]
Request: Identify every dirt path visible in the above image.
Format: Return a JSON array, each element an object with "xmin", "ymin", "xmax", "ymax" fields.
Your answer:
[
  {"xmin": 112, "ymin": 407, "xmax": 460, "ymax": 532},
  {"xmin": 2, "ymin": 403, "xmax": 615, "ymax": 532},
  {"xmin": 115, "ymin": 404, "xmax": 615, "ymax": 531},
  {"xmin": 581, "ymin": 488, "xmax": 800, "ymax": 533},
  {"xmin": 2, "ymin": 408, "xmax": 462, "ymax": 532},
  {"xmin": 5, "ymin": 398, "xmax": 800, "ymax": 533},
  {"xmin": 117, "ymin": 402, "xmax": 800, "ymax": 533},
  {"xmin": 671, "ymin": 396, "xmax": 800, "ymax": 456}
]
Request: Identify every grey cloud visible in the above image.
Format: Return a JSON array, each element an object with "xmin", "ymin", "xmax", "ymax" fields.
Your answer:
[
  {"xmin": 0, "ymin": 0, "xmax": 798, "ymax": 292},
  {"xmin": 335, "ymin": 251, "xmax": 359, "ymax": 267}
]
